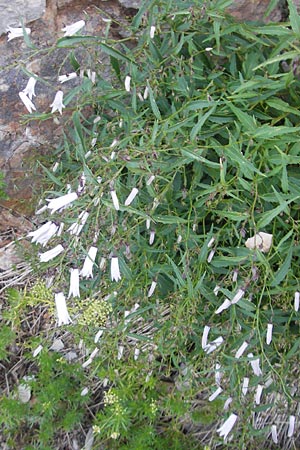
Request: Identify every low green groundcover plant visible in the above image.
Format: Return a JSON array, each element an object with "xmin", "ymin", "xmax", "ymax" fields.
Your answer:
[{"xmin": 2, "ymin": 0, "xmax": 300, "ymax": 448}]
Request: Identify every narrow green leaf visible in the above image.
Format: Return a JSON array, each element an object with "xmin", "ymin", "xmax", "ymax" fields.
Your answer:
[
  {"xmin": 257, "ymin": 196, "xmax": 299, "ymax": 228},
  {"xmin": 254, "ymin": 51, "xmax": 300, "ymax": 69},
  {"xmin": 147, "ymin": 83, "xmax": 161, "ymax": 120},
  {"xmin": 287, "ymin": 0, "xmax": 300, "ymax": 35},
  {"xmin": 39, "ymin": 163, "xmax": 64, "ymax": 187},
  {"xmin": 266, "ymin": 98, "xmax": 300, "ymax": 117},
  {"xmin": 190, "ymin": 106, "xmax": 216, "ymax": 141},
  {"xmin": 226, "ymin": 103, "xmax": 256, "ymax": 131},
  {"xmin": 286, "ymin": 337, "xmax": 300, "ymax": 359},
  {"xmin": 56, "ymin": 35, "xmax": 97, "ymax": 48},
  {"xmin": 271, "ymin": 240, "xmax": 294, "ymax": 286}
]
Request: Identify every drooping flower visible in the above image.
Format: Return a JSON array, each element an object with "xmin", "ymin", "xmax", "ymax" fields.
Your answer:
[
  {"xmin": 67, "ymin": 211, "xmax": 89, "ymax": 236},
  {"xmin": 80, "ymin": 246, "xmax": 98, "ymax": 278},
  {"xmin": 294, "ymin": 291, "xmax": 300, "ymax": 312},
  {"xmin": 61, "ymin": 20, "xmax": 85, "ymax": 36},
  {"xmin": 111, "ymin": 256, "xmax": 121, "ymax": 282},
  {"xmin": 146, "ymin": 175, "xmax": 155, "ymax": 185},
  {"xmin": 94, "ymin": 329, "xmax": 104, "ymax": 344},
  {"xmin": 207, "ymin": 249, "xmax": 215, "ymax": 263},
  {"xmin": 146, "ymin": 219, "xmax": 151, "ymax": 230},
  {"xmin": 215, "ymin": 363, "xmax": 222, "ymax": 386},
  {"xmin": 19, "ymin": 91, "xmax": 36, "ymax": 113},
  {"xmin": 58, "ymin": 72, "xmax": 77, "ymax": 83},
  {"xmin": 271, "ymin": 425, "xmax": 278, "ymax": 444},
  {"xmin": 235, "ymin": 341, "xmax": 249, "ymax": 359},
  {"xmin": 245, "ymin": 232, "xmax": 273, "ymax": 253},
  {"xmin": 32, "ymin": 344, "xmax": 43, "ymax": 357},
  {"xmin": 223, "ymin": 397, "xmax": 232, "ymax": 411},
  {"xmin": 7, "ymin": 25, "xmax": 31, "ymax": 41},
  {"xmin": 28, "ymin": 221, "xmax": 59, "ymax": 246},
  {"xmin": 117, "ymin": 345, "xmax": 124, "ymax": 360},
  {"xmin": 241, "ymin": 377, "xmax": 249, "ymax": 396},
  {"xmin": 81, "ymin": 387, "xmax": 89, "ymax": 396},
  {"xmin": 124, "ymin": 75, "xmax": 131, "ymax": 92},
  {"xmin": 288, "ymin": 415, "xmax": 295, "ymax": 437},
  {"xmin": 110, "ymin": 190, "xmax": 120, "ymax": 211},
  {"xmin": 143, "ymin": 85, "xmax": 149, "ymax": 99},
  {"xmin": 50, "ymin": 90, "xmax": 65, "ymax": 114},
  {"xmin": 149, "ymin": 230, "xmax": 155, "ymax": 245},
  {"xmin": 201, "ymin": 325, "xmax": 210, "ymax": 350},
  {"xmin": 134, "ymin": 348, "xmax": 140, "ymax": 360},
  {"xmin": 205, "ymin": 336, "xmax": 224, "ymax": 355},
  {"xmin": 55, "ymin": 292, "xmax": 72, "ymax": 326},
  {"xmin": 68, "ymin": 268, "xmax": 80, "ymax": 298},
  {"xmin": 125, "ymin": 187, "xmax": 139, "ymax": 206},
  {"xmin": 231, "ymin": 288, "xmax": 245, "ymax": 304},
  {"xmin": 46, "ymin": 192, "xmax": 78, "ymax": 214},
  {"xmin": 147, "ymin": 280, "xmax": 157, "ymax": 298},
  {"xmin": 39, "ymin": 244, "xmax": 64, "ymax": 262},
  {"xmin": 217, "ymin": 414, "xmax": 238, "ymax": 440},
  {"xmin": 255, "ymin": 384, "xmax": 263, "ymax": 405},
  {"xmin": 22, "ymin": 77, "xmax": 37, "ymax": 100},
  {"xmin": 207, "ymin": 236, "xmax": 215, "ymax": 248},
  {"xmin": 208, "ymin": 387, "xmax": 223, "ymax": 402},
  {"xmin": 215, "ymin": 298, "xmax": 231, "ymax": 314},
  {"xmin": 248, "ymin": 353, "xmax": 262, "ymax": 376},
  {"xmin": 213, "ymin": 285, "xmax": 220, "ymax": 296},
  {"xmin": 266, "ymin": 323, "xmax": 273, "ymax": 345},
  {"xmin": 150, "ymin": 25, "xmax": 156, "ymax": 39}
]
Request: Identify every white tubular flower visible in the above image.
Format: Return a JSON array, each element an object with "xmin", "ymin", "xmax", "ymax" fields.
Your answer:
[
  {"xmin": 208, "ymin": 387, "xmax": 223, "ymax": 402},
  {"xmin": 124, "ymin": 75, "xmax": 131, "ymax": 92},
  {"xmin": 134, "ymin": 348, "xmax": 140, "ymax": 360},
  {"xmin": 46, "ymin": 192, "xmax": 78, "ymax": 214},
  {"xmin": 125, "ymin": 187, "xmax": 139, "ymax": 206},
  {"xmin": 201, "ymin": 325, "xmax": 210, "ymax": 350},
  {"xmin": 7, "ymin": 25, "xmax": 31, "ymax": 41},
  {"xmin": 55, "ymin": 292, "xmax": 72, "ymax": 326},
  {"xmin": 271, "ymin": 425, "xmax": 278, "ymax": 444},
  {"xmin": 150, "ymin": 25, "xmax": 156, "ymax": 39},
  {"xmin": 149, "ymin": 230, "xmax": 155, "ymax": 245},
  {"xmin": 207, "ymin": 237, "xmax": 215, "ymax": 248},
  {"xmin": 117, "ymin": 345, "xmax": 124, "ymax": 360},
  {"xmin": 205, "ymin": 336, "xmax": 224, "ymax": 355},
  {"xmin": 213, "ymin": 285, "xmax": 220, "ymax": 296},
  {"xmin": 22, "ymin": 77, "xmax": 37, "ymax": 100},
  {"xmin": 232, "ymin": 269, "xmax": 238, "ymax": 282},
  {"xmin": 19, "ymin": 91, "xmax": 36, "ymax": 113},
  {"xmin": 58, "ymin": 72, "xmax": 77, "ymax": 83},
  {"xmin": 224, "ymin": 397, "xmax": 232, "ymax": 411},
  {"xmin": 235, "ymin": 341, "xmax": 249, "ymax": 359},
  {"xmin": 217, "ymin": 414, "xmax": 238, "ymax": 441},
  {"xmin": 146, "ymin": 175, "xmax": 155, "ymax": 185},
  {"xmin": 241, "ymin": 377, "xmax": 249, "ymax": 396},
  {"xmin": 147, "ymin": 280, "xmax": 157, "ymax": 297},
  {"xmin": 110, "ymin": 190, "xmax": 120, "ymax": 211},
  {"xmin": 143, "ymin": 85, "xmax": 149, "ymax": 100},
  {"xmin": 67, "ymin": 211, "xmax": 89, "ymax": 236},
  {"xmin": 80, "ymin": 246, "xmax": 98, "ymax": 279},
  {"xmin": 32, "ymin": 344, "xmax": 43, "ymax": 357},
  {"xmin": 111, "ymin": 256, "xmax": 121, "ymax": 282},
  {"xmin": 207, "ymin": 249, "xmax": 215, "ymax": 263},
  {"xmin": 215, "ymin": 298, "xmax": 231, "ymax": 314},
  {"xmin": 28, "ymin": 221, "xmax": 59, "ymax": 247},
  {"xmin": 248, "ymin": 353, "xmax": 262, "ymax": 377},
  {"xmin": 81, "ymin": 387, "xmax": 89, "ymax": 396},
  {"xmin": 255, "ymin": 384, "xmax": 263, "ymax": 405},
  {"xmin": 215, "ymin": 363, "xmax": 222, "ymax": 386},
  {"xmin": 61, "ymin": 20, "xmax": 85, "ymax": 36},
  {"xmin": 39, "ymin": 244, "xmax": 64, "ymax": 262},
  {"xmin": 266, "ymin": 323, "xmax": 273, "ymax": 345},
  {"xmin": 94, "ymin": 329, "xmax": 104, "ymax": 344},
  {"xmin": 294, "ymin": 291, "xmax": 300, "ymax": 312},
  {"xmin": 68, "ymin": 268, "xmax": 80, "ymax": 298},
  {"xmin": 50, "ymin": 90, "xmax": 65, "ymax": 115},
  {"xmin": 231, "ymin": 288, "xmax": 245, "ymax": 304},
  {"xmin": 146, "ymin": 218, "xmax": 151, "ymax": 230},
  {"xmin": 288, "ymin": 415, "xmax": 295, "ymax": 438}
]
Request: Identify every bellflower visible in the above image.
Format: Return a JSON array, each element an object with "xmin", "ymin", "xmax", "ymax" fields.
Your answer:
[
  {"xmin": 241, "ymin": 377, "xmax": 249, "ymax": 396},
  {"xmin": 147, "ymin": 280, "xmax": 157, "ymax": 297},
  {"xmin": 7, "ymin": 25, "xmax": 31, "ymax": 41},
  {"xmin": 50, "ymin": 90, "xmax": 65, "ymax": 114},
  {"xmin": 55, "ymin": 292, "xmax": 72, "ymax": 326},
  {"xmin": 111, "ymin": 256, "xmax": 121, "ymax": 282},
  {"xmin": 205, "ymin": 336, "xmax": 224, "ymax": 355},
  {"xmin": 266, "ymin": 323, "xmax": 273, "ymax": 345},
  {"xmin": 32, "ymin": 344, "xmax": 43, "ymax": 357},
  {"xmin": 149, "ymin": 230, "xmax": 155, "ymax": 245},
  {"xmin": 67, "ymin": 211, "xmax": 89, "ymax": 236},
  {"xmin": 235, "ymin": 341, "xmax": 249, "ymax": 359},
  {"xmin": 217, "ymin": 414, "xmax": 238, "ymax": 441},
  {"xmin": 224, "ymin": 397, "xmax": 232, "ymax": 411},
  {"xmin": 215, "ymin": 298, "xmax": 231, "ymax": 314},
  {"xmin": 61, "ymin": 20, "xmax": 85, "ymax": 36},
  {"xmin": 248, "ymin": 353, "xmax": 262, "ymax": 376},
  {"xmin": 46, "ymin": 192, "xmax": 78, "ymax": 214},
  {"xmin": 80, "ymin": 246, "xmax": 98, "ymax": 278},
  {"xmin": 110, "ymin": 190, "xmax": 120, "ymax": 211},
  {"xmin": 68, "ymin": 268, "xmax": 80, "ymax": 298},
  {"xmin": 255, "ymin": 384, "xmax": 263, "ymax": 405},
  {"xmin": 58, "ymin": 72, "xmax": 77, "ymax": 83},
  {"xmin": 201, "ymin": 325, "xmax": 210, "ymax": 350},
  {"xmin": 39, "ymin": 244, "xmax": 64, "ymax": 262},
  {"xmin": 125, "ymin": 187, "xmax": 139, "ymax": 206},
  {"xmin": 28, "ymin": 221, "xmax": 59, "ymax": 247},
  {"xmin": 19, "ymin": 91, "xmax": 36, "ymax": 114},
  {"xmin": 231, "ymin": 288, "xmax": 245, "ymax": 304},
  {"xmin": 146, "ymin": 175, "xmax": 155, "ymax": 185},
  {"xmin": 271, "ymin": 425, "xmax": 278, "ymax": 444},
  {"xmin": 117, "ymin": 345, "xmax": 124, "ymax": 360},
  {"xmin": 208, "ymin": 387, "xmax": 223, "ymax": 402},
  {"xmin": 22, "ymin": 77, "xmax": 37, "ymax": 100},
  {"xmin": 124, "ymin": 75, "xmax": 131, "ymax": 92},
  {"xmin": 288, "ymin": 415, "xmax": 295, "ymax": 437},
  {"xmin": 215, "ymin": 363, "xmax": 222, "ymax": 386},
  {"xmin": 150, "ymin": 25, "xmax": 156, "ymax": 39},
  {"xmin": 294, "ymin": 291, "xmax": 300, "ymax": 312}
]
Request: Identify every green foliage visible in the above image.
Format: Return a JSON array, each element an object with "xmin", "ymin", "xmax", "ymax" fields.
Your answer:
[{"xmin": 2, "ymin": 1, "xmax": 300, "ymax": 449}]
